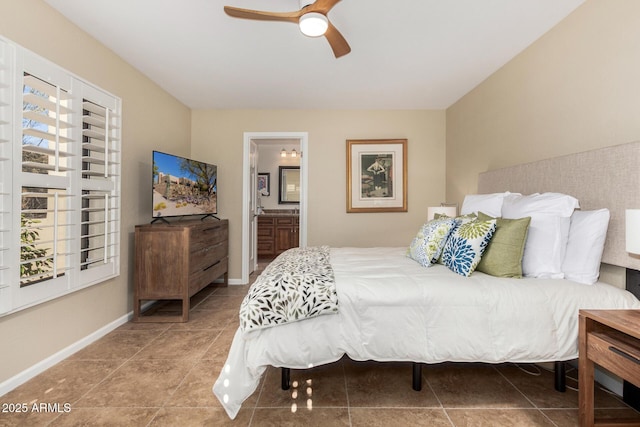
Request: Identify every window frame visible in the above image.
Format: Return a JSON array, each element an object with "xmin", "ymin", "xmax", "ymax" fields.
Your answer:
[{"xmin": 0, "ymin": 36, "xmax": 121, "ymax": 316}]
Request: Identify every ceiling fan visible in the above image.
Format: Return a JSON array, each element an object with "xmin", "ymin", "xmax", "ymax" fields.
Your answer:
[{"xmin": 224, "ymin": 0, "xmax": 351, "ymax": 58}]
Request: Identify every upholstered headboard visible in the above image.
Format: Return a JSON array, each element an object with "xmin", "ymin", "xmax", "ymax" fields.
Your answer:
[{"xmin": 477, "ymin": 141, "xmax": 640, "ymax": 271}]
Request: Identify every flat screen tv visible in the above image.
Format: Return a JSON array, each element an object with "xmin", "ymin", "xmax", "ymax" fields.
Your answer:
[{"xmin": 152, "ymin": 150, "xmax": 218, "ymax": 220}]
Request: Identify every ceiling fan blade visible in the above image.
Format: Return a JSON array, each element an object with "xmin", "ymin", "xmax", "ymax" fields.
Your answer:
[
  {"xmin": 307, "ymin": 0, "xmax": 342, "ymax": 14},
  {"xmin": 223, "ymin": 6, "xmax": 301, "ymax": 23},
  {"xmin": 324, "ymin": 21, "xmax": 351, "ymax": 58},
  {"xmin": 225, "ymin": 2, "xmax": 351, "ymax": 58}
]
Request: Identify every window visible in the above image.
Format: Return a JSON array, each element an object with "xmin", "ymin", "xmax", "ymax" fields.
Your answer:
[{"xmin": 0, "ymin": 36, "xmax": 121, "ymax": 315}]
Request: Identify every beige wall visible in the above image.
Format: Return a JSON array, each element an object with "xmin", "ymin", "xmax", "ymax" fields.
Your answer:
[
  {"xmin": 0, "ymin": 0, "xmax": 191, "ymax": 383},
  {"xmin": 191, "ymin": 109, "xmax": 447, "ymax": 278},
  {"xmin": 446, "ymin": 0, "xmax": 640, "ymax": 205}
]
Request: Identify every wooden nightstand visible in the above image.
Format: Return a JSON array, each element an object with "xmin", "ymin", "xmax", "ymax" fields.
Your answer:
[{"xmin": 579, "ymin": 309, "xmax": 640, "ymax": 427}]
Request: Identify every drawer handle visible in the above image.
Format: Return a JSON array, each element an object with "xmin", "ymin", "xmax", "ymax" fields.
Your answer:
[
  {"xmin": 203, "ymin": 260, "xmax": 221, "ymax": 271},
  {"xmin": 609, "ymin": 346, "xmax": 640, "ymax": 365}
]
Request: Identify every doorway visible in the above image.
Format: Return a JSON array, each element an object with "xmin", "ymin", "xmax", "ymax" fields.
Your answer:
[{"xmin": 241, "ymin": 132, "xmax": 308, "ymax": 284}]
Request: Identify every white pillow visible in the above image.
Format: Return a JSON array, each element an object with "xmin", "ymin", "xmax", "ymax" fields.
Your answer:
[
  {"xmin": 501, "ymin": 193, "xmax": 579, "ymax": 279},
  {"xmin": 460, "ymin": 192, "xmax": 516, "ymax": 218},
  {"xmin": 562, "ymin": 209, "xmax": 610, "ymax": 285}
]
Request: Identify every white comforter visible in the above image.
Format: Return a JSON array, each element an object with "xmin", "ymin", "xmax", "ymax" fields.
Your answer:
[{"xmin": 213, "ymin": 247, "xmax": 640, "ymax": 419}]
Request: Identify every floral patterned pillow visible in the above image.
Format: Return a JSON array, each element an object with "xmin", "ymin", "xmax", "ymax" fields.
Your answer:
[
  {"xmin": 441, "ymin": 219, "xmax": 497, "ymax": 277},
  {"xmin": 407, "ymin": 217, "xmax": 457, "ymax": 267},
  {"xmin": 434, "ymin": 213, "xmax": 477, "ymax": 265}
]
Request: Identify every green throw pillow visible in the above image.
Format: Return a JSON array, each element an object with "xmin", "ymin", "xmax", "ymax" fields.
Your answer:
[{"xmin": 475, "ymin": 212, "xmax": 531, "ymax": 278}]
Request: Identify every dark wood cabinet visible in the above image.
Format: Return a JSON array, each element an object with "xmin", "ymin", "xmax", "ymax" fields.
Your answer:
[
  {"xmin": 134, "ymin": 219, "xmax": 228, "ymax": 322},
  {"xmin": 275, "ymin": 216, "xmax": 299, "ymax": 254},
  {"xmin": 258, "ymin": 215, "xmax": 299, "ymax": 258},
  {"xmin": 257, "ymin": 216, "xmax": 276, "ymax": 257}
]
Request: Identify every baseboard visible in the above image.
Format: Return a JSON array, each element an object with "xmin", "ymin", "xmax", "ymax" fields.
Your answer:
[{"xmin": 0, "ymin": 301, "xmax": 155, "ymax": 396}]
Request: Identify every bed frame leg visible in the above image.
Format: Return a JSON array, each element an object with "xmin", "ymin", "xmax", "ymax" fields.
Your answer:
[
  {"xmin": 281, "ymin": 368, "xmax": 291, "ymax": 390},
  {"xmin": 412, "ymin": 363, "xmax": 422, "ymax": 391},
  {"xmin": 554, "ymin": 361, "xmax": 566, "ymax": 392}
]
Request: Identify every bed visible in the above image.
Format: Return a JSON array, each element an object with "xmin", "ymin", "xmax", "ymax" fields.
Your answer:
[{"xmin": 213, "ymin": 142, "xmax": 640, "ymax": 419}]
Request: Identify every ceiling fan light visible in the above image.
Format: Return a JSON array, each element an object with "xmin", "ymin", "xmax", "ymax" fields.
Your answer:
[{"xmin": 299, "ymin": 12, "xmax": 328, "ymax": 37}]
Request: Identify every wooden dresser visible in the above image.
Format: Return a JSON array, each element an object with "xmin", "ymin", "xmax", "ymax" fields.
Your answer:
[
  {"xmin": 257, "ymin": 214, "xmax": 299, "ymax": 258},
  {"xmin": 134, "ymin": 219, "xmax": 228, "ymax": 322}
]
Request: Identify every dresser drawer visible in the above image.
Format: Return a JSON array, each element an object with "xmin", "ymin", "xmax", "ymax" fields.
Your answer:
[
  {"xmin": 258, "ymin": 226, "xmax": 274, "ymax": 238},
  {"xmin": 276, "ymin": 217, "xmax": 296, "ymax": 226},
  {"xmin": 587, "ymin": 330, "xmax": 640, "ymax": 388},
  {"xmin": 258, "ymin": 217, "xmax": 275, "ymax": 226},
  {"xmin": 258, "ymin": 240, "xmax": 274, "ymax": 255},
  {"xmin": 190, "ymin": 223, "xmax": 228, "ymax": 251},
  {"xmin": 189, "ymin": 257, "xmax": 228, "ymax": 295},
  {"xmin": 190, "ymin": 241, "xmax": 227, "ymax": 274}
]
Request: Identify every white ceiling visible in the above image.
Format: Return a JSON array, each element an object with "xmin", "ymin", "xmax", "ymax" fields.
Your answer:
[{"xmin": 44, "ymin": 0, "xmax": 585, "ymax": 110}]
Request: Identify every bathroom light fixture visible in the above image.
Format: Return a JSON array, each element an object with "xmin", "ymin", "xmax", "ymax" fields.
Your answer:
[
  {"xmin": 299, "ymin": 12, "xmax": 328, "ymax": 37},
  {"xmin": 281, "ymin": 148, "xmax": 301, "ymax": 158}
]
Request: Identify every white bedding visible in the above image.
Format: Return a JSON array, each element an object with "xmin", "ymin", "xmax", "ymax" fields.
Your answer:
[{"xmin": 213, "ymin": 247, "xmax": 640, "ymax": 419}]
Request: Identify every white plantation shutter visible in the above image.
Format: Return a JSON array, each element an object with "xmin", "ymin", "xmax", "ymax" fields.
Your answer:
[
  {"xmin": 19, "ymin": 69, "xmax": 75, "ymax": 296},
  {"xmin": 79, "ymin": 92, "xmax": 120, "ymax": 284},
  {"xmin": 0, "ymin": 36, "xmax": 121, "ymax": 315},
  {"xmin": 0, "ymin": 39, "xmax": 14, "ymax": 314},
  {"xmin": 21, "ymin": 73, "xmax": 74, "ymax": 175}
]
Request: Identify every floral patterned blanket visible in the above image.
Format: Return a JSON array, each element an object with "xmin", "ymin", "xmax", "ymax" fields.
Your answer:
[{"xmin": 239, "ymin": 246, "xmax": 338, "ymax": 332}]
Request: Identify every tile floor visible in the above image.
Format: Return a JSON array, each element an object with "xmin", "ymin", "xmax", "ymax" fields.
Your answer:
[{"xmin": 1, "ymin": 265, "xmax": 639, "ymax": 426}]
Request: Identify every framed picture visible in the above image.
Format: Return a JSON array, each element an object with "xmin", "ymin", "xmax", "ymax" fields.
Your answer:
[
  {"xmin": 257, "ymin": 172, "xmax": 270, "ymax": 196},
  {"xmin": 346, "ymin": 139, "xmax": 407, "ymax": 213}
]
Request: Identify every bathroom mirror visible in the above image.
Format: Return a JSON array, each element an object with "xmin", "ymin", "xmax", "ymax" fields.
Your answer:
[{"xmin": 278, "ymin": 166, "xmax": 300, "ymax": 204}]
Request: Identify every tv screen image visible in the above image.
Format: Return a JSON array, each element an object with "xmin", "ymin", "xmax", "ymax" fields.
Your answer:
[{"xmin": 152, "ymin": 151, "xmax": 217, "ymax": 218}]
